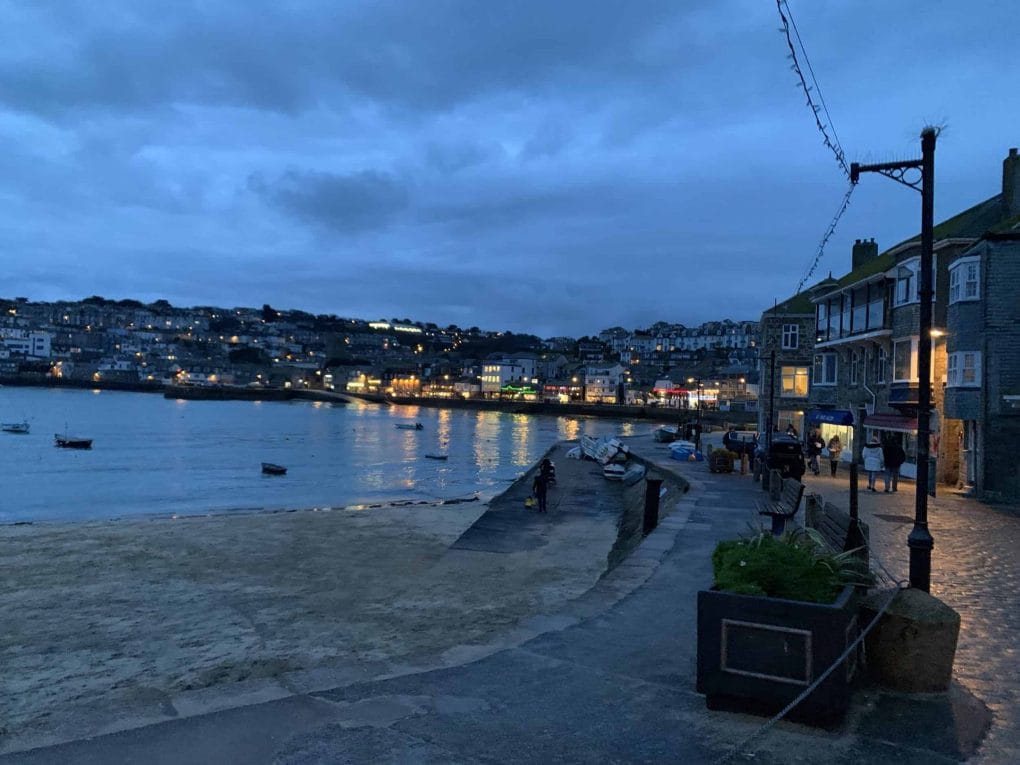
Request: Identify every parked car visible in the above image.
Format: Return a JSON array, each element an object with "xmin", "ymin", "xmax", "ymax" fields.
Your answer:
[{"xmin": 764, "ymin": 434, "xmax": 806, "ymax": 480}]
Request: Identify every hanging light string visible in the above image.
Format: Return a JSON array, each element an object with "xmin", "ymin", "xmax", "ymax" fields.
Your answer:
[
  {"xmin": 776, "ymin": 0, "xmax": 849, "ymax": 177},
  {"xmin": 775, "ymin": 0, "xmax": 855, "ymax": 293}
]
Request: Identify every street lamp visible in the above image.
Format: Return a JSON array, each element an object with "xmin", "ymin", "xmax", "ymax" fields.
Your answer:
[{"xmin": 850, "ymin": 126, "xmax": 937, "ymax": 592}]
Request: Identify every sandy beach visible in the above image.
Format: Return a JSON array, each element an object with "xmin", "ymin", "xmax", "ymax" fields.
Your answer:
[{"xmin": 1, "ymin": 443, "xmax": 663, "ymax": 753}]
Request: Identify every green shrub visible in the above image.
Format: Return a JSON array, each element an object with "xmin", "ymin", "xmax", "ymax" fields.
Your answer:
[{"xmin": 712, "ymin": 529, "xmax": 873, "ymax": 604}]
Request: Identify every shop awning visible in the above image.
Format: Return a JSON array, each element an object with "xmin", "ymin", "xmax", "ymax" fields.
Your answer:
[
  {"xmin": 807, "ymin": 409, "xmax": 854, "ymax": 426},
  {"xmin": 864, "ymin": 413, "xmax": 918, "ymax": 433}
]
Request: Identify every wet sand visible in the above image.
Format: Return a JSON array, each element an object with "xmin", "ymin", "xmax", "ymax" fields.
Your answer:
[{"xmin": 1, "ymin": 443, "xmax": 637, "ymax": 753}]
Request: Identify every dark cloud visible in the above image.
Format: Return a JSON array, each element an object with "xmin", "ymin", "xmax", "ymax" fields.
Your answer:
[
  {"xmin": 1, "ymin": 1, "xmax": 1018, "ymax": 335},
  {"xmin": 251, "ymin": 169, "xmax": 410, "ymax": 234}
]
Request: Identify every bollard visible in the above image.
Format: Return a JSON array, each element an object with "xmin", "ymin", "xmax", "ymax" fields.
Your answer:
[
  {"xmin": 761, "ymin": 465, "xmax": 770, "ymax": 491},
  {"xmin": 740, "ymin": 453, "xmax": 748, "ymax": 475},
  {"xmin": 644, "ymin": 477, "xmax": 663, "ymax": 535}
]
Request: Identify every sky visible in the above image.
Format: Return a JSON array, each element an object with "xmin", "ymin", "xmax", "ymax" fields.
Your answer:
[{"xmin": 1, "ymin": 1, "xmax": 1017, "ymax": 337}]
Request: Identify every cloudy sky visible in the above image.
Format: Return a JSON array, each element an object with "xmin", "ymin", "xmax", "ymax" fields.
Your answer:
[{"xmin": 2, "ymin": 1, "xmax": 1017, "ymax": 336}]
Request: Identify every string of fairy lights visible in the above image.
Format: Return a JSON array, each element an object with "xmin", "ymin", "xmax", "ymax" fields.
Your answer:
[{"xmin": 775, "ymin": 0, "xmax": 857, "ymax": 294}]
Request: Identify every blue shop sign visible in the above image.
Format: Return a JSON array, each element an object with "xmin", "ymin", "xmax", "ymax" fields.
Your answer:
[{"xmin": 807, "ymin": 409, "xmax": 854, "ymax": 426}]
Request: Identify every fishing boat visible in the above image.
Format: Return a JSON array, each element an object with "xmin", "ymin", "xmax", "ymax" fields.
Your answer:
[
  {"xmin": 261, "ymin": 462, "xmax": 287, "ymax": 475},
  {"xmin": 424, "ymin": 453, "xmax": 448, "ymax": 461},
  {"xmin": 54, "ymin": 433, "xmax": 92, "ymax": 449},
  {"xmin": 396, "ymin": 422, "xmax": 423, "ymax": 431},
  {"xmin": 2, "ymin": 421, "xmax": 30, "ymax": 434}
]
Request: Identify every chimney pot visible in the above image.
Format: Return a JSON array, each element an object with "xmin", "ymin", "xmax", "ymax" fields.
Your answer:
[{"xmin": 1005, "ymin": 147, "xmax": 1020, "ymax": 217}]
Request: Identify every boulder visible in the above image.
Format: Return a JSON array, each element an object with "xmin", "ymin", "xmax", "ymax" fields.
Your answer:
[{"xmin": 860, "ymin": 588, "xmax": 960, "ymax": 692}]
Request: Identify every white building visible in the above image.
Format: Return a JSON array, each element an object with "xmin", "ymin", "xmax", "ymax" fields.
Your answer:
[
  {"xmin": 0, "ymin": 330, "xmax": 51, "ymax": 358},
  {"xmin": 480, "ymin": 356, "xmax": 539, "ymax": 396},
  {"xmin": 585, "ymin": 364, "xmax": 627, "ymax": 403}
]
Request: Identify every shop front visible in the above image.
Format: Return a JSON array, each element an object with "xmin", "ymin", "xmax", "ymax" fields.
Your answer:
[{"xmin": 806, "ymin": 409, "xmax": 855, "ymax": 463}]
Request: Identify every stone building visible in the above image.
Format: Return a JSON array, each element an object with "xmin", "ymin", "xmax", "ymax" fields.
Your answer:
[
  {"xmin": 757, "ymin": 294, "xmax": 817, "ymax": 437},
  {"xmin": 943, "ymin": 226, "xmax": 1020, "ymax": 499},
  {"xmin": 760, "ymin": 146, "xmax": 1020, "ymax": 492}
]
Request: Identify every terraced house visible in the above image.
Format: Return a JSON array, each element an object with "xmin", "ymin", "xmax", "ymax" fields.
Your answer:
[{"xmin": 759, "ymin": 146, "xmax": 1020, "ymax": 499}]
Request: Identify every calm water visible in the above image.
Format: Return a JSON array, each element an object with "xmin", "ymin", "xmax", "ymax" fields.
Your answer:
[{"xmin": 0, "ymin": 388, "xmax": 648, "ymax": 523}]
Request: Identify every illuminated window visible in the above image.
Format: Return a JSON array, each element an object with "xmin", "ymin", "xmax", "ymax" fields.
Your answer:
[{"xmin": 780, "ymin": 366, "xmax": 809, "ymax": 397}]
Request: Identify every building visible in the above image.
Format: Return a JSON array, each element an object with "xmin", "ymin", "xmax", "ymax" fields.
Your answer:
[
  {"xmin": 759, "ymin": 146, "xmax": 1020, "ymax": 492},
  {"xmin": 584, "ymin": 364, "xmax": 627, "ymax": 403},
  {"xmin": 480, "ymin": 355, "xmax": 539, "ymax": 397}
]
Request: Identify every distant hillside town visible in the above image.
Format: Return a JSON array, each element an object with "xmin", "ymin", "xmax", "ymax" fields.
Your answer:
[{"xmin": 0, "ymin": 296, "xmax": 758, "ymax": 412}]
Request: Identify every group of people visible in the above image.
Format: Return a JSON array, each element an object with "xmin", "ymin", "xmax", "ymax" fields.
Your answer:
[
  {"xmin": 861, "ymin": 435, "xmax": 906, "ymax": 492},
  {"xmin": 789, "ymin": 423, "xmax": 906, "ymax": 490}
]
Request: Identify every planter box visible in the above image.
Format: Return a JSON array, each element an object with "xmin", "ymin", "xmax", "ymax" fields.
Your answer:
[
  {"xmin": 708, "ymin": 454, "xmax": 734, "ymax": 473},
  {"xmin": 696, "ymin": 585, "xmax": 859, "ymax": 727}
]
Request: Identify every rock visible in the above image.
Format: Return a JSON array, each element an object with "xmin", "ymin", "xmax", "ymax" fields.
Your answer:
[{"xmin": 860, "ymin": 587, "xmax": 961, "ymax": 692}]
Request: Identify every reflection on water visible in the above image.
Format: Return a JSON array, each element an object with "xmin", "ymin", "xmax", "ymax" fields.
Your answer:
[{"xmin": 0, "ymin": 388, "xmax": 646, "ymax": 523}]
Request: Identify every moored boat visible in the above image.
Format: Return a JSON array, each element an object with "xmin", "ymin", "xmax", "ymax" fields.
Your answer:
[
  {"xmin": 603, "ymin": 463, "xmax": 627, "ymax": 481},
  {"xmin": 261, "ymin": 462, "xmax": 287, "ymax": 475},
  {"xmin": 2, "ymin": 421, "xmax": 30, "ymax": 434},
  {"xmin": 396, "ymin": 422, "xmax": 423, "ymax": 430},
  {"xmin": 55, "ymin": 434, "xmax": 92, "ymax": 449},
  {"xmin": 424, "ymin": 453, "xmax": 448, "ymax": 460}
]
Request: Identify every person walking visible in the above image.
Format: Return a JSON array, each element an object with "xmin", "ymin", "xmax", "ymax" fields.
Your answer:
[
  {"xmin": 861, "ymin": 437, "xmax": 884, "ymax": 492},
  {"xmin": 806, "ymin": 429, "xmax": 823, "ymax": 476},
  {"xmin": 882, "ymin": 436, "xmax": 906, "ymax": 493},
  {"xmin": 826, "ymin": 434, "xmax": 843, "ymax": 477},
  {"xmin": 532, "ymin": 469, "xmax": 549, "ymax": 513}
]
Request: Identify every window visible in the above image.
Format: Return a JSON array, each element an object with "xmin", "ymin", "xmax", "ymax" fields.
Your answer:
[
  {"xmin": 947, "ymin": 351, "xmax": 981, "ymax": 387},
  {"xmin": 894, "ymin": 260, "xmax": 918, "ymax": 305},
  {"xmin": 813, "ymin": 353, "xmax": 837, "ymax": 386},
  {"xmin": 816, "ymin": 303, "xmax": 828, "ymax": 341},
  {"xmin": 876, "ymin": 345, "xmax": 887, "ymax": 384},
  {"xmin": 851, "ymin": 287, "xmax": 868, "ymax": 333},
  {"xmin": 949, "ymin": 258, "xmax": 980, "ymax": 303},
  {"xmin": 840, "ymin": 294, "xmax": 851, "ymax": 337},
  {"xmin": 781, "ymin": 324, "xmax": 799, "ymax": 350},
  {"xmin": 780, "ymin": 366, "xmax": 809, "ymax": 397},
  {"xmin": 850, "ymin": 350, "xmax": 860, "ymax": 385},
  {"xmin": 893, "ymin": 338, "xmax": 918, "ymax": 382}
]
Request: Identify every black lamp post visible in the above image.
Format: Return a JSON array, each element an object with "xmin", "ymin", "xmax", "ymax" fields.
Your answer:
[{"xmin": 850, "ymin": 127, "xmax": 937, "ymax": 592}]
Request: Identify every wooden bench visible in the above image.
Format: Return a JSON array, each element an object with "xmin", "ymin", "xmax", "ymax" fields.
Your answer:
[
  {"xmin": 755, "ymin": 476, "xmax": 805, "ymax": 536},
  {"xmin": 804, "ymin": 494, "xmax": 877, "ymax": 562}
]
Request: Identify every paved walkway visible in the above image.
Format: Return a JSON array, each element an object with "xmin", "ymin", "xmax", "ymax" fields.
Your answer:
[
  {"xmin": 795, "ymin": 468, "xmax": 1020, "ymax": 764},
  {"xmin": 3, "ymin": 442, "xmax": 1015, "ymax": 764}
]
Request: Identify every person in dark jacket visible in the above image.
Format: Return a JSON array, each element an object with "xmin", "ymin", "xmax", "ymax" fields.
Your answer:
[
  {"xmin": 805, "ymin": 429, "xmax": 824, "ymax": 476},
  {"xmin": 532, "ymin": 470, "xmax": 549, "ymax": 513},
  {"xmin": 882, "ymin": 436, "xmax": 906, "ymax": 492}
]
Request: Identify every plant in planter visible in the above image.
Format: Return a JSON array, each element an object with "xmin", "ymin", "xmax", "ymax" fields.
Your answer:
[{"xmin": 697, "ymin": 529, "xmax": 873, "ymax": 726}]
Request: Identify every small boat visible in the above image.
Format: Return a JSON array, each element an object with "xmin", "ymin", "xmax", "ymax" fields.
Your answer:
[
  {"xmin": 55, "ymin": 434, "xmax": 92, "ymax": 449},
  {"xmin": 261, "ymin": 462, "xmax": 287, "ymax": 475},
  {"xmin": 396, "ymin": 423, "xmax": 423, "ymax": 430},
  {"xmin": 603, "ymin": 463, "xmax": 627, "ymax": 481},
  {"xmin": 2, "ymin": 421, "xmax": 30, "ymax": 434},
  {"xmin": 654, "ymin": 425, "xmax": 680, "ymax": 443},
  {"xmin": 424, "ymin": 453, "xmax": 448, "ymax": 461}
]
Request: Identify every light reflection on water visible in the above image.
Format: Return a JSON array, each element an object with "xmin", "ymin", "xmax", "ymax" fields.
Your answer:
[{"xmin": 0, "ymin": 388, "xmax": 650, "ymax": 523}]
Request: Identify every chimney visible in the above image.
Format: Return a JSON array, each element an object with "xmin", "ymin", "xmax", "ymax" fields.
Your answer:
[
  {"xmin": 1004, "ymin": 148, "xmax": 1020, "ymax": 218},
  {"xmin": 852, "ymin": 238, "xmax": 878, "ymax": 270}
]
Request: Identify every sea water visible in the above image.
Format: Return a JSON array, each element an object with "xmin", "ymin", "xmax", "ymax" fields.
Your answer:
[{"xmin": 0, "ymin": 387, "xmax": 645, "ymax": 523}]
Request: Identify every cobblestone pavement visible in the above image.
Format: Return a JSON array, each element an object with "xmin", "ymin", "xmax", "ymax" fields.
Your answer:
[{"xmin": 800, "ymin": 470, "xmax": 1020, "ymax": 764}]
